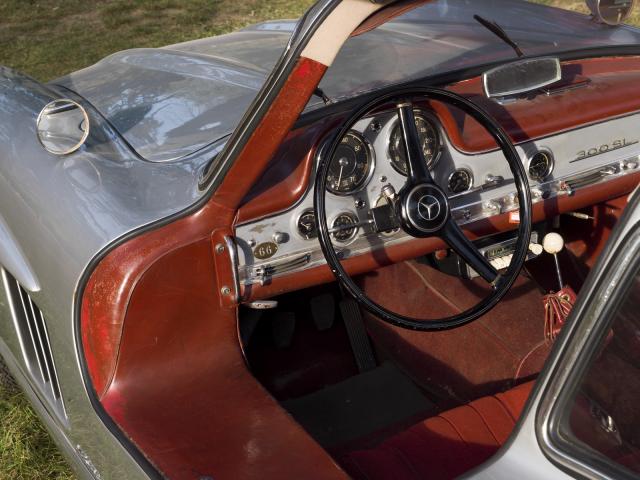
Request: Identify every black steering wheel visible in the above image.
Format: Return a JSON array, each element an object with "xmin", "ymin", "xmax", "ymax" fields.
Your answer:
[{"xmin": 314, "ymin": 87, "xmax": 532, "ymax": 331}]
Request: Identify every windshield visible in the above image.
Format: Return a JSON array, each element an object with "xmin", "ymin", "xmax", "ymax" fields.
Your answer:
[{"xmin": 317, "ymin": 0, "xmax": 640, "ymax": 101}]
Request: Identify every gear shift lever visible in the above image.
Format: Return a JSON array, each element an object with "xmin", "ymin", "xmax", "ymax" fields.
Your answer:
[
  {"xmin": 541, "ymin": 232, "xmax": 576, "ymax": 341},
  {"xmin": 543, "ymin": 232, "xmax": 564, "ymax": 291}
]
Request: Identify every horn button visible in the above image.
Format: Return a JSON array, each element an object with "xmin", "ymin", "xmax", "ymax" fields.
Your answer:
[{"xmin": 401, "ymin": 184, "xmax": 450, "ymax": 235}]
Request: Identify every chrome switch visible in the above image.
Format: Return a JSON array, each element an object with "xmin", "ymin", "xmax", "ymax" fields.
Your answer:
[{"xmin": 272, "ymin": 232, "xmax": 289, "ymax": 244}]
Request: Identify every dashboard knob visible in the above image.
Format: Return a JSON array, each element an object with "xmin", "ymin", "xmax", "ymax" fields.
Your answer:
[
  {"xmin": 543, "ymin": 232, "xmax": 564, "ymax": 255},
  {"xmin": 529, "ymin": 243, "xmax": 544, "ymax": 256},
  {"xmin": 504, "ymin": 192, "xmax": 518, "ymax": 209},
  {"xmin": 272, "ymin": 232, "xmax": 289, "ymax": 244},
  {"xmin": 381, "ymin": 184, "xmax": 397, "ymax": 202}
]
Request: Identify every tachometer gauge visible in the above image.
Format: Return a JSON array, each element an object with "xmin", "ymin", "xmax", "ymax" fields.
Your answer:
[
  {"xmin": 448, "ymin": 168, "xmax": 474, "ymax": 194},
  {"xmin": 388, "ymin": 113, "xmax": 440, "ymax": 175},
  {"xmin": 326, "ymin": 131, "xmax": 374, "ymax": 195}
]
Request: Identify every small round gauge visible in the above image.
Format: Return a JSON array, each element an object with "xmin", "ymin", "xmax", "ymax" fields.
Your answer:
[
  {"xmin": 331, "ymin": 212, "xmax": 359, "ymax": 243},
  {"xmin": 296, "ymin": 209, "xmax": 318, "ymax": 240},
  {"xmin": 326, "ymin": 131, "xmax": 374, "ymax": 195},
  {"xmin": 388, "ymin": 113, "xmax": 440, "ymax": 175},
  {"xmin": 448, "ymin": 168, "xmax": 474, "ymax": 194},
  {"xmin": 528, "ymin": 150, "xmax": 554, "ymax": 181}
]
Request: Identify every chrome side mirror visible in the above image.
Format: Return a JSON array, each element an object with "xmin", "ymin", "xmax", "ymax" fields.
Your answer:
[
  {"xmin": 482, "ymin": 57, "xmax": 561, "ymax": 99},
  {"xmin": 36, "ymin": 99, "xmax": 90, "ymax": 155},
  {"xmin": 587, "ymin": 0, "xmax": 636, "ymax": 25}
]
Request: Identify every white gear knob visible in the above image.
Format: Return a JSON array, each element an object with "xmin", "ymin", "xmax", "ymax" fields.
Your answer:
[{"xmin": 543, "ymin": 232, "xmax": 564, "ymax": 255}]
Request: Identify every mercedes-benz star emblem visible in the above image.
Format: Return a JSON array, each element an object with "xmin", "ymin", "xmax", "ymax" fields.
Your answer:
[{"xmin": 417, "ymin": 195, "xmax": 441, "ymax": 221}]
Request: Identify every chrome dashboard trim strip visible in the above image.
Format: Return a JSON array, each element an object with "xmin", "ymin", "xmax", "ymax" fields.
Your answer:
[{"xmin": 236, "ymin": 103, "xmax": 640, "ymax": 287}]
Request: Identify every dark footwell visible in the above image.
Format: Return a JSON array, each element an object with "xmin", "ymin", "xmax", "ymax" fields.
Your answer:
[{"xmin": 283, "ymin": 362, "xmax": 435, "ymax": 448}]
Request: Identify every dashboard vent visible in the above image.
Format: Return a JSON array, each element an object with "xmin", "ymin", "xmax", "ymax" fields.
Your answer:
[{"xmin": 1, "ymin": 269, "xmax": 66, "ymax": 422}]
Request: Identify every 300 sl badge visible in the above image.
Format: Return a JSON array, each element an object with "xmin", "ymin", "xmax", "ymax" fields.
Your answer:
[
  {"xmin": 572, "ymin": 138, "xmax": 639, "ymax": 162},
  {"xmin": 253, "ymin": 242, "xmax": 278, "ymax": 260}
]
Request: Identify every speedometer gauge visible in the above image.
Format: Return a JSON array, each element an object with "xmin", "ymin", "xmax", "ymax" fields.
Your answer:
[
  {"xmin": 388, "ymin": 113, "xmax": 440, "ymax": 175},
  {"xmin": 326, "ymin": 131, "xmax": 374, "ymax": 195}
]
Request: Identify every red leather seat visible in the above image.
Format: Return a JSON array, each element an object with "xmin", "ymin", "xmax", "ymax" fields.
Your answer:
[{"xmin": 341, "ymin": 381, "xmax": 534, "ymax": 480}]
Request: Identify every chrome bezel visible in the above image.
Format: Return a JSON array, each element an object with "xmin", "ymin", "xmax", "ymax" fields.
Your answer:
[
  {"xmin": 482, "ymin": 57, "xmax": 562, "ymax": 99},
  {"xmin": 294, "ymin": 208, "xmax": 318, "ymax": 240},
  {"xmin": 36, "ymin": 98, "xmax": 90, "ymax": 156},
  {"xmin": 331, "ymin": 211, "xmax": 359, "ymax": 244},
  {"xmin": 447, "ymin": 167, "xmax": 474, "ymax": 194},
  {"xmin": 326, "ymin": 130, "xmax": 376, "ymax": 196},
  {"xmin": 587, "ymin": 0, "xmax": 637, "ymax": 25},
  {"xmin": 527, "ymin": 149, "xmax": 555, "ymax": 181},
  {"xmin": 387, "ymin": 110, "xmax": 442, "ymax": 176}
]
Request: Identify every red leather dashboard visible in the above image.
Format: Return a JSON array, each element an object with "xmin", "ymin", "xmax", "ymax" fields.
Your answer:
[{"xmin": 237, "ymin": 56, "xmax": 640, "ymax": 224}]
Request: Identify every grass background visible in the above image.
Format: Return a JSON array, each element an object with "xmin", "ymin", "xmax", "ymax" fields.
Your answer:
[
  {"xmin": 0, "ymin": 0, "xmax": 637, "ymax": 478},
  {"xmin": 0, "ymin": 0, "xmax": 315, "ymax": 82}
]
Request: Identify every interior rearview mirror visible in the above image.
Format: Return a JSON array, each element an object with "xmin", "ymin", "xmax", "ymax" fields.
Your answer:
[{"xmin": 482, "ymin": 57, "xmax": 562, "ymax": 99}]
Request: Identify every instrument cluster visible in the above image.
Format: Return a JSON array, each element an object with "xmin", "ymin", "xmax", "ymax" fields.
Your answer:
[
  {"xmin": 234, "ymin": 104, "xmax": 640, "ymax": 287},
  {"xmin": 302, "ymin": 107, "xmax": 475, "ymax": 245},
  {"xmin": 325, "ymin": 110, "xmax": 443, "ymax": 198},
  {"xmin": 235, "ymin": 106, "xmax": 504, "ymax": 286}
]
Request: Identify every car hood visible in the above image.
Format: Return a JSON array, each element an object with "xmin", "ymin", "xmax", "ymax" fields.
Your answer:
[
  {"xmin": 54, "ymin": 0, "xmax": 640, "ymax": 163},
  {"xmin": 54, "ymin": 22, "xmax": 296, "ymax": 162}
]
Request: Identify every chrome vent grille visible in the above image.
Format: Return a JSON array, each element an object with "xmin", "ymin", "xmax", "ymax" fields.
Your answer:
[{"xmin": 2, "ymin": 269, "xmax": 66, "ymax": 421}]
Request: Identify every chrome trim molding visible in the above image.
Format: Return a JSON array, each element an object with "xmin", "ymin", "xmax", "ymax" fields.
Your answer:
[{"xmin": 224, "ymin": 235, "xmax": 241, "ymax": 303}]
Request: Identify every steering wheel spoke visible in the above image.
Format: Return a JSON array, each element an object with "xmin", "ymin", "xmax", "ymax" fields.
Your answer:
[
  {"xmin": 397, "ymin": 102, "xmax": 433, "ymax": 185},
  {"xmin": 441, "ymin": 219, "xmax": 499, "ymax": 285}
]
